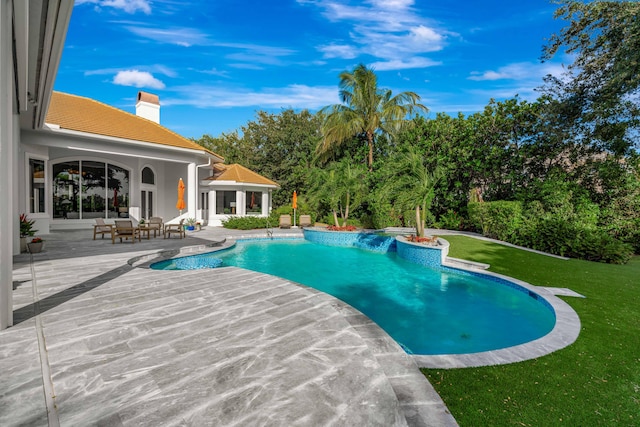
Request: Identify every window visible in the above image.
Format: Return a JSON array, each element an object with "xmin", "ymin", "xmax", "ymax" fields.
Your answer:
[
  {"xmin": 53, "ymin": 161, "xmax": 79, "ymax": 219},
  {"xmin": 52, "ymin": 160, "xmax": 129, "ymax": 219},
  {"xmin": 82, "ymin": 161, "xmax": 106, "ymax": 217},
  {"xmin": 109, "ymin": 164, "xmax": 130, "ymax": 218},
  {"xmin": 142, "ymin": 167, "xmax": 155, "ymax": 184},
  {"xmin": 245, "ymin": 191, "xmax": 262, "ymax": 215},
  {"xmin": 216, "ymin": 191, "xmax": 236, "ymax": 214},
  {"xmin": 29, "ymin": 158, "xmax": 45, "ymax": 213}
]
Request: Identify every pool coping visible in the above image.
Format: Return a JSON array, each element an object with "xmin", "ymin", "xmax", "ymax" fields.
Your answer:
[
  {"xmin": 139, "ymin": 235, "xmax": 582, "ymax": 370},
  {"xmin": 412, "ymin": 265, "xmax": 581, "ymax": 368}
]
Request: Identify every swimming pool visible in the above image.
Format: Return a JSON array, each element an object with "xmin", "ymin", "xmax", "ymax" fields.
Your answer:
[{"xmin": 151, "ymin": 239, "xmax": 556, "ymax": 355}]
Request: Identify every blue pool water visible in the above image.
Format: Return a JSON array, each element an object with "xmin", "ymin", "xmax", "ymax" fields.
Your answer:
[{"xmin": 151, "ymin": 239, "xmax": 555, "ymax": 355}]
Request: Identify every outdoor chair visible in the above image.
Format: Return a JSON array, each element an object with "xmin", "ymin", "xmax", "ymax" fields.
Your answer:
[
  {"xmin": 299, "ymin": 215, "xmax": 312, "ymax": 227},
  {"xmin": 112, "ymin": 220, "xmax": 141, "ymax": 244},
  {"xmin": 279, "ymin": 215, "xmax": 292, "ymax": 229},
  {"xmin": 147, "ymin": 216, "xmax": 164, "ymax": 237},
  {"xmin": 165, "ymin": 218, "xmax": 186, "ymax": 239},
  {"xmin": 93, "ymin": 218, "xmax": 113, "ymax": 240}
]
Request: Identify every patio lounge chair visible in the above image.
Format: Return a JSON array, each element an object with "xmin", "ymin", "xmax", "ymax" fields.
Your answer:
[
  {"xmin": 299, "ymin": 215, "xmax": 312, "ymax": 227},
  {"xmin": 165, "ymin": 219, "xmax": 186, "ymax": 239},
  {"xmin": 112, "ymin": 220, "xmax": 141, "ymax": 244},
  {"xmin": 147, "ymin": 216, "xmax": 164, "ymax": 237},
  {"xmin": 93, "ymin": 218, "xmax": 113, "ymax": 240},
  {"xmin": 279, "ymin": 215, "xmax": 291, "ymax": 229}
]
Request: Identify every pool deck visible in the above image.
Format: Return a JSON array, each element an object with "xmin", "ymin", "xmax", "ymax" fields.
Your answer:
[{"xmin": 2, "ymin": 227, "xmax": 458, "ymax": 427}]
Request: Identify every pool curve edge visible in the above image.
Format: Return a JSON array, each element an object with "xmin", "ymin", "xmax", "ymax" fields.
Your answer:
[{"xmin": 141, "ymin": 234, "xmax": 582, "ymax": 369}]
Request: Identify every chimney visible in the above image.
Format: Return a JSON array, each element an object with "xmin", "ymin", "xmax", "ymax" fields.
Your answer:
[{"xmin": 136, "ymin": 91, "xmax": 160, "ymax": 123}]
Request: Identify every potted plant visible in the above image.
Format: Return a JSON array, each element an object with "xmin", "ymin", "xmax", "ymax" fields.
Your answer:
[
  {"xmin": 27, "ymin": 237, "xmax": 44, "ymax": 253},
  {"xmin": 185, "ymin": 218, "xmax": 196, "ymax": 231},
  {"xmin": 195, "ymin": 221, "xmax": 202, "ymax": 231},
  {"xmin": 19, "ymin": 213, "xmax": 37, "ymax": 253}
]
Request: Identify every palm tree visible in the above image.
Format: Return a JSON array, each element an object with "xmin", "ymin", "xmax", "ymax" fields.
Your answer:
[
  {"xmin": 318, "ymin": 64, "xmax": 428, "ymax": 171},
  {"xmin": 308, "ymin": 158, "xmax": 367, "ymax": 227},
  {"xmin": 385, "ymin": 147, "xmax": 440, "ymax": 237}
]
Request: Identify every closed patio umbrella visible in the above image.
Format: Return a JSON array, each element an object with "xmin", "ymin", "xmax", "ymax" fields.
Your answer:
[
  {"xmin": 176, "ymin": 178, "xmax": 186, "ymax": 214},
  {"xmin": 292, "ymin": 190, "xmax": 297, "ymax": 227}
]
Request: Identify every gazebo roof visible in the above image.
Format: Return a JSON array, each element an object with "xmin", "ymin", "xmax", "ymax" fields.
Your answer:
[{"xmin": 206, "ymin": 163, "xmax": 279, "ymax": 187}]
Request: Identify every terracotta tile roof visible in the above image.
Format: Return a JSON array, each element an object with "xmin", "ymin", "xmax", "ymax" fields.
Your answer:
[
  {"xmin": 206, "ymin": 164, "xmax": 279, "ymax": 187},
  {"xmin": 45, "ymin": 92, "xmax": 223, "ymax": 160}
]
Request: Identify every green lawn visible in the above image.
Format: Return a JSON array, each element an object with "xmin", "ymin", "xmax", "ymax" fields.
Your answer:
[{"xmin": 422, "ymin": 235, "xmax": 640, "ymax": 426}]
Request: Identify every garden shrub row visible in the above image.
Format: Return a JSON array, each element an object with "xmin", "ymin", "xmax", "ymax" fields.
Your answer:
[
  {"xmin": 468, "ymin": 201, "xmax": 633, "ymax": 264},
  {"xmin": 222, "ymin": 205, "xmax": 316, "ymax": 230},
  {"xmin": 221, "ymin": 216, "xmax": 270, "ymax": 230}
]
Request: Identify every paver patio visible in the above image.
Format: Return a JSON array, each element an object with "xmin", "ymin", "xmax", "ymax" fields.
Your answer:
[{"xmin": 1, "ymin": 227, "xmax": 457, "ymax": 426}]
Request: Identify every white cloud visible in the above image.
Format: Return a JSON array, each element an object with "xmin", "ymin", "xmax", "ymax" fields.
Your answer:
[
  {"xmin": 369, "ymin": 0, "xmax": 415, "ymax": 10},
  {"xmin": 319, "ymin": 44, "xmax": 358, "ymax": 59},
  {"xmin": 76, "ymin": 0, "xmax": 151, "ymax": 14},
  {"xmin": 464, "ymin": 62, "xmax": 567, "ymax": 103},
  {"xmin": 113, "ymin": 70, "xmax": 165, "ymax": 89},
  {"xmin": 163, "ymin": 84, "xmax": 340, "ymax": 109},
  {"xmin": 299, "ymin": 0, "xmax": 450, "ymax": 71},
  {"xmin": 468, "ymin": 62, "xmax": 564, "ymax": 81},
  {"xmin": 87, "ymin": 64, "xmax": 176, "ymax": 78},
  {"xmin": 125, "ymin": 26, "xmax": 207, "ymax": 47},
  {"xmin": 197, "ymin": 68, "xmax": 230, "ymax": 78},
  {"xmin": 371, "ymin": 57, "xmax": 441, "ymax": 71}
]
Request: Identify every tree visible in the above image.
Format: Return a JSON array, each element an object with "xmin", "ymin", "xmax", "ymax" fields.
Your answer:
[
  {"xmin": 383, "ymin": 147, "xmax": 440, "ymax": 237},
  {"xmin": 317, "ymin": 64, "xmax": 428, "ymax": 170},
  {"xmin": 195, "ymin": 109, "xmax": 321, "ymax": 206},
  {"xmin": 543, "ymin": 0, "xmax": 640, "ymax": 155},
  {"xmin": 308, "ymin": 158, "xmax": 367, "ymax": 227}
]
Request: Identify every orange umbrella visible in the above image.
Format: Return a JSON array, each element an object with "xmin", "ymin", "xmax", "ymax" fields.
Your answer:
[
  {"xmin": 176, "ymin": 178, "xmax": 186, "ymax": 212},
  {"xmin": 292, "ymin": 190, "xmax": 297, "ymax": 209}
]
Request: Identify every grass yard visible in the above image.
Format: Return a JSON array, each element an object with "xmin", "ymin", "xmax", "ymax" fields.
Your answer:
[{"xmin": 422, "ymin": 235, "xmax": 640, "ymax": 426}]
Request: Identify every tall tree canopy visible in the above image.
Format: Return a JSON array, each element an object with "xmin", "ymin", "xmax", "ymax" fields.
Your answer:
[
  {"xmin": 317, "ymin": 64, "xmax": 428, "ymax": 170},
  {"xmin": 195, "ymin": 109, "xmax": 321, "ymax": 206},
  {"xmin": 543, "ymin": 0, "xmax": 640, "ymax": 155}
]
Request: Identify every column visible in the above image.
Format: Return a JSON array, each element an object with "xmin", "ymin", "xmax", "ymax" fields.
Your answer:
[
  {"xmin": 0, "ymin": 1, "xmax": 14, "ymax": 328},
  {"xmin": 236, "ymin": 190, "xmax": 245, "ymax": 216},
  {"xmin": 262, "ymin": 192, "xmax": 269, "ymax": 216},
  {"xmin": 187, "ymin": 162, "xmax": 196, "ymax": 219},
  {"xmin": 208, "ymin": 190, "xmax": 216, "ymax": 223}
]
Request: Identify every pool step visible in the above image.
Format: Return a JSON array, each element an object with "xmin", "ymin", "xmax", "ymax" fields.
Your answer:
[{"xmin": 444, "ymin": 257, "xmax": 490, "ymax": 270}]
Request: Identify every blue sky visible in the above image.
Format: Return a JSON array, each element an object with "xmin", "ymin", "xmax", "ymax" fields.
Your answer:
[{"xmin": 55, "ymin": 0, "xmax": 569, "ymax": 139}]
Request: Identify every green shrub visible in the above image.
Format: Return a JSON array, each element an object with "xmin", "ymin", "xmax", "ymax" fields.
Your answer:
[
  {"xmin": 320, "ymin": 213, "xmax": 362, "ymax": 227},
  {"xmin": 436, "ymin": 210, "xmax": 464, "ymax": 230},
  {"xmin": 600, "ymin": 197, "xmax": 640, "ymax": 253},
  {"xmin": 469, "ymin": 200, "xmax": 633, "ymax": 264},
  {"xmin": 468, "ymin": 201, "xmax": 522, "ymax": 241},
  {"xmin": 358, "ymin": 213, "xmax": 376, "ymax": 229},
  {"xmin": 269, "ymin": 204, "xmax": 315, "ymax": 225},
  {"xmin": 569, "ymin": 229, "xmax": 633, "ymax": 264},
  {"xmin": 367, "ymin": 198, "xmax": 404, "ymax": 229},
  {"xmin": 222, "ymin": 216, "xmax": 269, "ymax": 230}
]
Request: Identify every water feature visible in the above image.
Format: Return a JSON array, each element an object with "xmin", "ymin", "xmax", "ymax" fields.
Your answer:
[{"xmin": 354, "ymin": 232, "xmax": 397, "ymax": 252}]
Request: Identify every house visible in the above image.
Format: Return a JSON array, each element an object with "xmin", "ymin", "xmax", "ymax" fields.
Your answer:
[
  {"xmin": 0, "ymin": 1, "xmax": 277, "ymax": 329},
  {"xmin": 27, "ymin": 91, "xmax": 278, "ymax": 232}
]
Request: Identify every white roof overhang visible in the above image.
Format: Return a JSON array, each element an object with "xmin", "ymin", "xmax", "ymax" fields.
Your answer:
[
  {"xmin": 40, "ymin": 124, "xmax": 224, "ymax": 164},
  {"xmin": 15, "ymin": 0, "xmax": 74, "ymax": 130}
]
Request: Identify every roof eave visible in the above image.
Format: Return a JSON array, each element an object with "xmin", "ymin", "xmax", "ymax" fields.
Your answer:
[
  {"xmin": 18, "ymin": 0, "xmax": 74, "ymax": 130},
  {"xmin": 205, "ymin": 180, "xmax": 279, "ymax": 189},
  {"xmin": 43, "ymin": 123, "xmax": 224, "ymax": 163}
]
